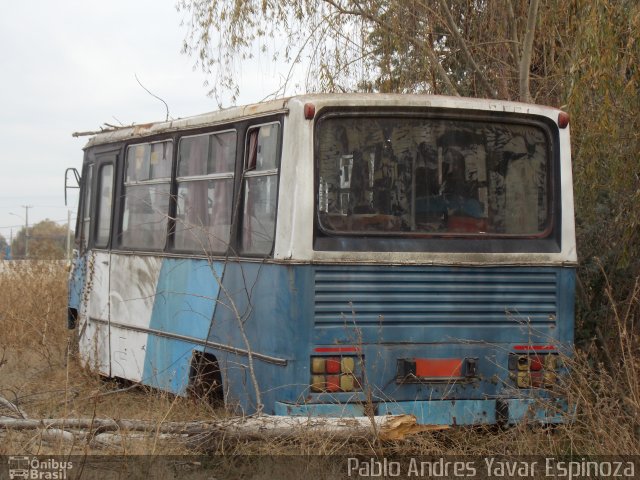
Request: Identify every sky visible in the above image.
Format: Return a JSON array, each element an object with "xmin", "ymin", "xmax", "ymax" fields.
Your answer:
[{"xmin": 0, "ymin": 0, "xmax": 300, "ymax": 243}]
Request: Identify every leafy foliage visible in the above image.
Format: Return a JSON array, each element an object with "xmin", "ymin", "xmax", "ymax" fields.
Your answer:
[
  {"xmin": 566, "ymin": 0, "xmax": 640, "ymax": 343},
  {"xmin": 178, "ymin": 0, "xmax": 640, "ymax": 343},
  {"xmin": 10, "ymin": 220, "xmax": 71, "ymax": 260}
]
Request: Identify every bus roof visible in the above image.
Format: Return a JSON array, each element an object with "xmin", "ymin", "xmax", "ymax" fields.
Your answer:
[{"xmin": 82, "ymin": 93, "xmax": 563, "ymax": 148}]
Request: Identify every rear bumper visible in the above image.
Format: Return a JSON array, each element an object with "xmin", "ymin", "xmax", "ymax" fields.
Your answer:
[{"xmin": 274, "ymin": 398, "xmax": 567, "ymax": 425}]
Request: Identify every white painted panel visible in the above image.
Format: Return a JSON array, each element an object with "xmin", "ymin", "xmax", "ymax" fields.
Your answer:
[
  {"xmin": 78, "ymin": 318, "xmax": 110, "ymax": 376},
  {"xmin": 109, "ymin": 254, "xmax": 162, "ymax": 329},
  {"xmin": 88, "ymin": 251, "xmax": 110, "ymax": 321},
  {"xmin": 78, "ymin": 251, "xmax": 110, "ymax": 375},
  {"xmin": 109, "ymin": 327, "xmax": 148, "ymax": 382},
  {"xmin": 108, "ymin": 254, "xmax": 162, "ymax": 382}
]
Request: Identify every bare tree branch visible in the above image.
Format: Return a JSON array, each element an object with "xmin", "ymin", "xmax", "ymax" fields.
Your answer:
[
  {"xmin": 506, "ymin": 0, "xmax": 521, "ymax": 66},
  {"xmin": 519, "ymin": 0, "xmax": 540, "ymax": 102},
  {"xmin": 135, "ymin": 73, "xmax": 171, "ymax": 121},
  {"xmin": 439, "ymin": 1, "xmax": 497, "ymax": 98},
  {"xmin": 322, "ymin": 0, "xmax": 460, "ymax": 96}
]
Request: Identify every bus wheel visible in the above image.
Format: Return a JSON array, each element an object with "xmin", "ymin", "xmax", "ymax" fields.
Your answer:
[{"xmin": 188, "ymin": 351, "xmax": 224, "ymax": 406}]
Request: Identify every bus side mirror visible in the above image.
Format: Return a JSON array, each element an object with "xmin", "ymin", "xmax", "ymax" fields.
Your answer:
[{"xmin": 64, "ymin": 167, "xmax": 81, "ymax": 206}]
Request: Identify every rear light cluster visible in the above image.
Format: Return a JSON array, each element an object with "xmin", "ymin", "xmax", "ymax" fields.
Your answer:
[
  {"xmin": 509, "ymin": 353, "xmax": 560, "ymax": 388},
  {"xmin": 310, "ymin": 356, "xmax": 361, "ymax": 392}
]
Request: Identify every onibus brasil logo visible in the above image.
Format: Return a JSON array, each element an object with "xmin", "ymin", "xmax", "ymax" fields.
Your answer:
[{"xmin": 7, "ymin": 457, "xmax": 72, "ymax": 480}]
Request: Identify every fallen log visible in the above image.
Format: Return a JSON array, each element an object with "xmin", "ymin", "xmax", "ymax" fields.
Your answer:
[{"xmin": 0, "ymin": 414, "xmax": 446, "ymax": 441}]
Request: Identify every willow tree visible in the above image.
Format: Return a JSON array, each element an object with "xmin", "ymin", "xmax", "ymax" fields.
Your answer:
[
  {"xmin": 178, "ymin": 0, "xmax": 640, "ymax": 343},
  {"xmin": 177, "ymin": 0, "xmax": 566, "ymax": 104}
]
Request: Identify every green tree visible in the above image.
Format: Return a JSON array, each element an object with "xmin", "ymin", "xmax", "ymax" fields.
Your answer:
[
  {"xmin": 11, "ymin": 220, "xmax": 71, "ymax": 260},
  {"xmin": 0, "ymin": 233, "xmax": 7, "ymax": 259}
]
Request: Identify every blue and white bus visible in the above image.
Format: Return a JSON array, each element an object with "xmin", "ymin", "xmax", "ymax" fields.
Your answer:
[{"xmin": 67, "ymin": 94, "xmax": 576, "ymax": 425}]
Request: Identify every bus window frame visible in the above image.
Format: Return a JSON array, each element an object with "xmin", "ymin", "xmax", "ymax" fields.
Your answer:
[
  {"xmin": 118, "ymin": 138, "xmax": 174, "ymax": 252},
  {"xmin": 238, "ymin": 120, "xmax": 283, "ymax": 258},
  {"xmin": 313, "ymin": 107, "xmax": 562, "ymax": 254},
  {"xmin": 173, "ymin": 128, "xmax": 238, "ymax": 255},
  {"xmin": 78, "ymin": 161, "xmax": 94, "ymax": 252},
  {"xmin": 93, "ymin": 158, "xmax": 116, "ymax": 249}
]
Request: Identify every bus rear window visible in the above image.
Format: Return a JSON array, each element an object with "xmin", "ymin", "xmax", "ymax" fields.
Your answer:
[{"xmin": 317, "ymin": 115, "xmax": 551, "ymax": 236}]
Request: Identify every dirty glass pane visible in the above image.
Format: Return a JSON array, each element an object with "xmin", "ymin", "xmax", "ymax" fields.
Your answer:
[
  {"xmin": 246, "ymin": 124, "xmax": 279, "ymax": 171},
  {"xmin": 317, "ymin": 116, "xmax": 549, "ymax": 236},
  {"xmin": 178, "ymin": 134, "xmax": 209, "ymax": 177},
  {"xmin": 149, "ymin": 142, "xmax": 173, "ymax": 179},
  {"xmin": 126, "ymin": 144, "xmax": 150, "ymax": 182},
  {"xmin": 121, "ymin": 184, "xmax": 171, "ymax": 249},
  {"xmin": 126, "ymin": 141, "xmax": 172, "ymax": 182},
  {"xmin": 175, "ymin": 178, "xmax": 234, "ymax": 252},
  {"xmin": 209, "ymin": 131, "xmax": 236, "ymax": 173},
  {"xmin": 178, "ymin": 131, "xmax": 236, "ymax": 177},
  {"xmin": 241, "ymin": 175, "xmax": 278, "ymax": 254},
  {"xmin": 95, "ymin": 164, "xmax": 114, "ymax": 247}
]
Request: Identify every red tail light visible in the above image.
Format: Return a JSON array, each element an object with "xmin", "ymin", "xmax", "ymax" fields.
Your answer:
[{"xmin": 558, "ymin": 111, "xmax": 570, "ymax": 128}]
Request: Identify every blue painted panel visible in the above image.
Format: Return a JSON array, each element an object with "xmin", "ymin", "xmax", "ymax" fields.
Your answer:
[
  {"xmin": 312, "ymin": 266, "xmax": 574, "ymax": 346},
  {"xmin": 142, "ymin": 258, "xmax": 223, "ymax": 394},
  {"xmin": 68, "ymin": 254, "xmax": 86, "ymax": 310},
  {"xmin": 205, "ymin": 262, "xmax": 310, "ymax": 415},
  {"xmin": 379, "ymin": 399, "xmax": 497, "ymax": 425},
  {"xmin": 131, "ymin": 260, "xmax": 574, "ymax": 421},
  {"xmin": 505, "ymin": 398, "xmax": 568, "ymax": 424},
  {"xmin": 276, "ymin": 398, "xmax": 568, "ymax": 425}
]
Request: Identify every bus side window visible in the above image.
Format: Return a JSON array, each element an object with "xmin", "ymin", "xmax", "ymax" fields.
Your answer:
[
  {"xmin": 175, "ymin": 130, "xmax": 236, "ymax": 253},
  {"xmin": 94, "ymin": 163, "xmax": 114, "ymax": 247},
  {"xmin": 80, "ymin": 164, "xmax": 94, "ymax": 250},
  {"xmin": 241, "ymin": 123, "xmax": 280, "ymax": 255},
  {"xmin": 120, "ymin": 141, "xmax": 173, "ymax": 250}
]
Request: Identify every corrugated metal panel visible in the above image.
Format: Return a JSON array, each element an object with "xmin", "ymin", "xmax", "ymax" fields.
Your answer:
[{"xmin": 314, "ymin": 267, "xmax": 557, "ymax": 326}]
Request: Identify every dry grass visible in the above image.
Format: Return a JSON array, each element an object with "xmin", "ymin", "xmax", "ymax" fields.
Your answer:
[
  {"xmin": 0, "ymin": 261, "xmax": 638, "ymax": 457},
  {"xmin": 0, "ymin": 261, "xmax": 215, "ymax": 455}
]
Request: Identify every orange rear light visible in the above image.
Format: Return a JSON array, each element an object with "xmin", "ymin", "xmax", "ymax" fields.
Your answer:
[{"xmin": 415, "ymin": 358, "xmax": 463, "ymax": 377}]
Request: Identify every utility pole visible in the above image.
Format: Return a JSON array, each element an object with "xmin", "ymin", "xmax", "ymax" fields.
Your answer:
[{"xmin": 22, "ymin": 205, "xmax": 32, "ymax": 259}]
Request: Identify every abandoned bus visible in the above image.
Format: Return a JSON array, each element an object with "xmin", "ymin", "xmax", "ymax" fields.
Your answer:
[{"xmin": 67, "ymin": 94, "xmax": 576, "ymax": 424}]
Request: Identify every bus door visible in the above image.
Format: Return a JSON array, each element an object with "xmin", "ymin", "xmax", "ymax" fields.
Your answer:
[{"xmin": 81, "ymin": 155, "xmax": 116, "ymax": 375}]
